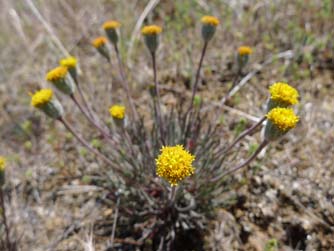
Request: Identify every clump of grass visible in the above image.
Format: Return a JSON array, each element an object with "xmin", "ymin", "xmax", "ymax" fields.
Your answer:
[{"xmin": 29, "ymin": 13, "xmax": 300, "ymax": 250}]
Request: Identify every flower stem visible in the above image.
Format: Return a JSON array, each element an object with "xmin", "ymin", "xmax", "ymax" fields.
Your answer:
[
  {"xmin": 188, "ymin": 41, "xmax": 208, "ymax": 112},
  {"xmin": 70, "ymin": 94, "xmax": 116, "ymax": 144},
  {"xmin": 75, "ymin": 79, "xmax": 96, "ymax": 120},
  {"xmin": 182, "ymin": 41, "xmax": 208, "ymax": 141},
  {"xmin": 211, "ymin": 139, "xmax": 269, "ymax": 182},
  {"xmin": 59, "ymin": 117, "xmax": 163, "ymax": 191},
  {"xmin": 113, "ymin": 44, "xmax": 139, "ymax": 120},
  {"xmin": 169, "ymin": 186, "xmax": 177, "ymax": 206},
  {"xmin": 151, "ymin": 51, "xmax": 165, "ymax": 144},
  {"xmin": 58, "ymin": 117, "xmax": 123, "ymax": 176},
  {"xmin": 224, "ymin": 116, "xmax": 266, "ymax": 154}
]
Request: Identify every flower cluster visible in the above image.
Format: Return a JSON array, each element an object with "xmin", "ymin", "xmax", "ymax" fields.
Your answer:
[
  {"xmin": 264, "ymin": 106, "xmax": 299, "ymax": 141},
  {"xmin": 59, "ymin": 56, "xmax": 77, "ymax": 69},
  {"xmin": 266, "ymin": 108, "xmax": 299, "ymax": 132},
  {"xmin": 46, "ymin": 66, "xmax": 68, "ymax": 81},
  {"xmin": 103, "ymin": 20, "xmax": 121, "ymax": 30},
  {"xmin": 31, "ymin": 89, "xmax": 53, "ymax": 108},
  {"xmin": 109, "ymin": 105, "xmax": 125, "ymax": 120},
  {"xmin": 269, "ymin": 82, "xmax": 299, "ymax": 106},
  {"xmin": 238, "ymin": 46, "xmax": 253, "ymax": 56},
  {"xmin": 31, "ymin": 88, "xmax": 63, "ymax": 118},
  {"xmin": 92, "ymin": 36, "xmax": 108, "ymax": 48},
  {"xmin": 201, "ymin": 15, "xmax": 219, "ymax": 41},
  {"xmin": 141, "ymin": 25, "xmax": 162, "ymax": 35},
  {"xmin": 156, "ymin": 145, "xmax": 195, "ymax": 186},
  {"xmin": 46, "ymin": 66, "xmax": 75, "ymax": 95},
  {"xmin": 0, "ymin": 156, "xmax": 5, "ymax": 171},
  {"xmin": 200, "ymin": 16, "xmax": 219, "ymax": 26},
  {"xmin": 264, "ymin": 82, "xmax": 299, "ymax": 140},
  {"xmin": 0, "ymin": 156, "xmax": 5, "ymax": 186},
  {"xmin": 141, "ymin": 25, "xmax": 163, "ymax": 53},
  {"xmin": 103, "ymin": 20, "xmax": 121, "ymax": 45}
]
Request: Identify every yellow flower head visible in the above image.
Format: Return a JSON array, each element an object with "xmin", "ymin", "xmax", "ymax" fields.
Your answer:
[
  {"xmin": 109, "ymin": 105, "xmax": 125, "ymax": 120},
  {"xmin": 46, "ymin": 66, "xmax": 68, "ymax": 82},
  {"xmin": 92, "ymin": 36, "xmax": 108, "ymax": 48},
  {"xmin": 156, "ymin": 145, "xmax": 195, "ymax": 186},
  {"xmin": 266, "ymin": 107, "xmax": 299, "ymax": 132},
  {"xmin": 269, "ymin": 82, "xmax": 299, "ymax": 106},
  {"xmin": 31, "ymin": 89, "xmax": 53, "ymax": 108},
  {"xmin": 0, "ymin": 156, "xmax": 5, "ymax": 172},
  {"xmin": 201, "ymin": 16, "xmax": 219, "ymax": 26},
  {"xmin": 141, "ymin": 25, "xmax": 162, "ymax": 35},
  {"xmin": 103, "ymin": 20, "xmax": 121, "ymax": 30},
  {"xmin": 59, "ymin": 56, "xmax": 77, "ymax": 69},
  {"xmin": 238, "ymin": 46, "xmax": 253, "ymax": 56}
]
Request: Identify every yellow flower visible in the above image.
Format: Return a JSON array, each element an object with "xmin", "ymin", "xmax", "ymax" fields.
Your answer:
[
  {"xmin": 266, "ymin": 107, "xmax": 299, "ymax": 132},
  {"xmin": 201, "ymin": 16, "xmax": 219, "ymax": 26},
  {"xmin": 46, "ymin": 66, "xmax": 68, "ymax": 82},
  {"xmin": 141, "ymin": 25, "xmax": 162, "ymax": 35},
  {"xmin": 59, "ymin": 56, "xmax": 77, "ymax": 69},
  {"xmin": 269, "ymin": 82, "xmax": 299, "ymax": 106},
  {"xmin": 92, "ymin": 36, "xmax": 108, "ymax": 48},
  {"xmin": 156, "ymin": 145, "xmax": 195, "ymax": 186},
  {"xmin": 109, "ymin": 105, "xmax": 125, "ymax": 119},
  {"xmin": 103, "ymin": 20, "xmax": 121, "ymax": 30},
  {"xmin": 238, "ymin": 46, "xmax": 253, "ymax": 56},
  {"xmin": 0, "ymin": 156, "xmax": 5, "ymax": 171},
  {"xmin": 31, "ymin": 89, "xmax": 53, "ymax": 108}
]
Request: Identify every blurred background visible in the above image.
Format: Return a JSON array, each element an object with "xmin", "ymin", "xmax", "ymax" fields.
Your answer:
[{"xmin": 0, "ymin": 0, "xmax": 333, "ymax": 250}]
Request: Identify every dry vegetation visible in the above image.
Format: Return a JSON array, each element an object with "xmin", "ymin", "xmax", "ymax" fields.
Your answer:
[{"xmin": 0, "ymin": 0, "xmax": 333, "ymax": 250}]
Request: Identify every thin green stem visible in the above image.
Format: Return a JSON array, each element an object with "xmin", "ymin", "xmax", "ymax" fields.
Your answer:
[
  {"xmin": 188, "ymin": 41, "xmax": 208, "ymax": 112},
  {"xmin": 76, "ymin": 82, "xmax": 95, "ymax": 119},
  {"xmin": 59, "ymin": 119, "xmax": 165, "ymax": 193},
  {"xmin": 70, "ymin": 94, "xmax": 116, "ymax": 144},
  {"xmin": 113, "ymin": 44, "xmax": 139, "ymax": 120},
  {"xmin": 224, "ymin": 116, "xmax": 266, "ymax": 154},
  {"xmin": 151, "ymin": 51, "xmax": 165, "ymax": 144},
  {"xmin": 182, "ymin": 41, "xmax": 208, "ymax": 143},
  {"xmin": 169, "ymin": 186, "xmax": 177, "ymax": 206},
  {"xmin": 58, "ymin": 117, "xmax": 124, "ymax": 177},
  {"xmin": 76, "ymin": 80, "xmax": 111, "ymax": 131},
  {"xmin": 211, "ymin": 139, "xmax": 269, "ymax": 183}
]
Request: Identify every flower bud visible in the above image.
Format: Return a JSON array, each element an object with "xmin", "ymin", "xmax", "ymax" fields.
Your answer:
[
  {"xmin": 0, "ymin": 156, "xmax": 6, "ymax": 186},
  {"xmin": 60, "ymin": 56, "xmax": 78, "ymax": 83},
  {"xmin": 31, "ymin": 89, "xmax": 64, "ymax": 119},
  {"xmin": 238, "ymin": 46, "xmax": 252, "ymax": 56},
  {"xmin": 46, "ymin": 66, "xmax": 76, "ymax": 95},
  {"xmin": 92, "ymin": 36, "xmax": 110, "ymax": 61},
  {"xmin": 264, "ymin": 107, "xmax": 299, "ymax": 141},
  {"xmin": 201, "ymin": 16, "xmax": 219, "ymax": 42},
  {"xmin": 103, "ymin": 20, "xmax": 121, "ymax": 45},
  {"xmin": 141, "ymin": 25, "xmax": 162, "ymax": 53},
  {"xmin": 109, "ymin": 105, "xmax": 126, "ymax": 127},
  {"xmin": 237, "ymin": 46, "xmax": 252, "ymax": 70},
  {"xmin": 267, "ymin": 82, "xmax": 299, "ymax": 111}
]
